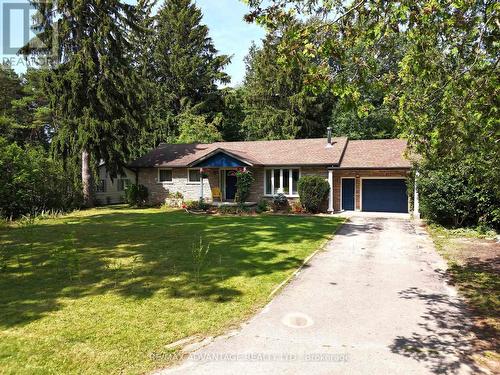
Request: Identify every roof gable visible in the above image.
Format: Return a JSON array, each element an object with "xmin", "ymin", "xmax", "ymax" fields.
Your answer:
[{"xmin": 189, "ymin": 149, "xmax": 252, "ymax": 168}]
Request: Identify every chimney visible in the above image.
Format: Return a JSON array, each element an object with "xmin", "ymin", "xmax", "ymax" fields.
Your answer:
[{"xmin": 326, "ymin": 127, "xmax": 333, "ymax": 147}]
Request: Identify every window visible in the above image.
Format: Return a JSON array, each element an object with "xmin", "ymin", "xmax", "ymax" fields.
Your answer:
[
  {"xmin": 188, "ymin": 169, "xmax": 201, "ymax": 183},
  {"xmin": 96, "ymin": 179, "xmax": 106, "ymax": 193},
  {"xmin": 265, "ymin": 170, "xmax": 272, "ymax": 195},
  {"xmin": 264, "ymin": 168, "xmax": 300, "ymax": 196},
  {"xmin": 158, "ymin": 169, "xmax": 172, "ymax": 183},
  {"xmin": 118, "ymin": 178, "xmax": 131, "ymax": 191}
]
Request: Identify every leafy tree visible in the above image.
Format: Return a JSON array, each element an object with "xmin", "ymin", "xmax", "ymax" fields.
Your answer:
[
  {"xmin": 245, "ymin": 0, "xmax": 499, "ymax": 227},
  {"xmin": 22, "ymin": 0, "xmax": 147, "ymax": 207}
]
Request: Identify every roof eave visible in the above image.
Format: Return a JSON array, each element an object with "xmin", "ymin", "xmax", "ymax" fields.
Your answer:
[{"xmin": 187, "ymin": 148, "xmax": 254, "ymax": 167}]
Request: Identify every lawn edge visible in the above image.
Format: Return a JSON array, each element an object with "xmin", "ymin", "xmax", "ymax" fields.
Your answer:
[
  {"xmin": 151, "ymin": 216, "xmax": 346, "ymax": 374},
  {"xmin": 268, "ymin": 217, "xmax": 346, "ymax": 298}
]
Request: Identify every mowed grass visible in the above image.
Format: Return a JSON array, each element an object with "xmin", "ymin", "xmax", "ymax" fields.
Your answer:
[{"xmin": 0, "ymin": 207, "xmax": 343, "ymax": 374}]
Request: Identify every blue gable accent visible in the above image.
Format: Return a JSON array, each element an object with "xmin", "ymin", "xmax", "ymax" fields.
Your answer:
[{"xmin": 193, "ymin": 152, "xmax": 248, "ymax": 168}]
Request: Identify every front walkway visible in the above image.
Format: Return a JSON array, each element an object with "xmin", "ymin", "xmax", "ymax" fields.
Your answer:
[{"xmin": 158, "ymin": 217, "xmax": 482, "ymax": 375}]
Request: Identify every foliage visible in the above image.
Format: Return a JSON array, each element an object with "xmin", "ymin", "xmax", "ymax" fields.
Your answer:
[
  {"xmin": 291, "ymin": 200, "xmax": 304, "ymax": 214},
  {"xmin": 297, "ymin": 176, "xmax": 330, "ymax": 213},
  {"xmin": 0, "ymin": 137, "xmax": 81, "ymax": 219},
  {"xmin": 125, "ymin": 184, "xmax": 149, "ymax": 207},
  {"xmin": 256, "ymin": 199, "xmax": 269, "ymax": 214},
  {"xmin": 176, "ymin": 112, "xmax": 223, "ymax": 143},
  {"xmin": 235, "ymin": 169, "xmax": 255, "ymax": 203},
  {"xmin": 242, "ymin": 32, "xmax": 334, "ymax": 140},
  {"xmin": 166, "ymin": 191, "xmax": 184, "ymax": 200},
  {"xmin": 217, "ymin": 205, "xmax": 250, "ymax": 215},
  {"xmin": 245, "ymin": 0, "xmax": 499, "ymax": 226},
  {"xmin": 183, "ymin": 199, "xmax": 210, "ymax": 211},
  {"xmin": 272, "ymin": 193, "xmax": 289, "ymax": 212},
  {"xmin": 418, "ymin": 162, "xmax": 499, "ymax": 229},
  {"xmin": 22, "ymin": 0, "xmax": 148, "ymax": 206},
  {"xmin": 141, "ymin": 0, "xmax": 231, "ymax": 145},
  {"xmin": 0, "ymin": 65, "xmax": 52, "ymax": 148}
]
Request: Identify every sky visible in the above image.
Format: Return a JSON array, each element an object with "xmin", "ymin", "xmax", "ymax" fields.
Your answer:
[{"xmin": 0, "ymin": 0, "xmax": 266, "ymax": 86}]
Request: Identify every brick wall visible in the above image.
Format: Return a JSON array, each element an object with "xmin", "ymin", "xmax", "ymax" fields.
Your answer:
[
  {"xmin": 332, "ymin": 169, "xmax": 410, "ymax": 211},
  {"xmin": 138, "ymin": 167, "xmax": 219, "ymax": 204},
  {"xmin": 137, "ymin": 166, "xmax": 409, "ymax": 211}
]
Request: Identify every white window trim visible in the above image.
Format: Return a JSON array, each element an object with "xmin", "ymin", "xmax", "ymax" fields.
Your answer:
[
  {"xmin": 187, "ymin": 168, "xmax": 202, "ymax": 184},
  {"xmin": 157, "ymin": 168, "xmax": 173, "ymax": 184},
  {"xmin": 263, "ymin": 167, "xmax": 301, "ymax": 197}
]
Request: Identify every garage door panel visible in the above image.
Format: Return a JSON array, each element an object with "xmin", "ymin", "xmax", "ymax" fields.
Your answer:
[{"xmin": 362, "ymin": 179, "xmax": 408, "ymax": 213}]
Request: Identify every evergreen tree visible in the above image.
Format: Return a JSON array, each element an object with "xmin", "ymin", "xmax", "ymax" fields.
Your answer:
[
  {"xmin": 0, "ymin": 65, "xmax": 51, "ymax": 147},
  {"xmin": 22, "ymin": 0, "xmax": 147, "ymax": 206},
  {"xmin": 242, "ymin": 31, "xmax": 334, "ymax": 140},
  {"xmin": 148, "ymin": 0, "xmax": 231, "ymax": 141}
]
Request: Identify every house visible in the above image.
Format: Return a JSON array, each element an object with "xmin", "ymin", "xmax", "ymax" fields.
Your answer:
[
  {"xmin": 128, "ymin": 130, "xmax": 413, "ymax": 213},
  {"xmin": 95, "ymin": 164, "xmax": 135, "ymax": 205}
]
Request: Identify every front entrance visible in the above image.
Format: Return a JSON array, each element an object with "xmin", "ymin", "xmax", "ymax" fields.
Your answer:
[
  {"xmin": 225, "ymin": 170, "xmax": 238, "ymax": 200},
  {"xmin": 341, "ymin": 178, "xmax": 355, "ymax": 211}
]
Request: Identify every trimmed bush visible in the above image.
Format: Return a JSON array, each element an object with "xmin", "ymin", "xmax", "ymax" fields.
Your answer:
[
  {"xmin": 256, "ymin": 199, "xmax": 269, "ymax": 213},
  {"xmin": 235, "ymin": 169, "xmax": 254, "ymax": 203},
  {"xmin": 125, "ymin": 184, "xmax": 148, "ymax": 207},
  {"xmin": 297, "ymin": 176, "xmax": 330, "ymax": 213},
  {"xmin": 272, "ymin": 193, "xmax": 289, "ymax": 212}
]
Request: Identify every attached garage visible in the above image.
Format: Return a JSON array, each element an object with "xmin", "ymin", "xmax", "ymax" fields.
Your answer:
[{"xmin": 361, "ymin": 179, "xmax": 408, "ymax": 213}]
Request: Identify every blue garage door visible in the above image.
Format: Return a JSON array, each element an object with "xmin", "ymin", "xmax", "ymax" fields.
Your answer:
[
  {"xmin": 362, "ymin": 179, "xmax": 408, "ymax": 213},
  {"xmin": 341, "ymin": 178, "xmax": 355, "ymax": 210}
]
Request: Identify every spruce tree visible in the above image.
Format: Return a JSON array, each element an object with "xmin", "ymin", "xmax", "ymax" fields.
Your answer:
[
  {"xmin": 22, "ymin": 0, "xmax": 146, "ymax": 207},
  {"xmin": 149, "ymin": 0, "xmax": 231, "ymax": 141}
]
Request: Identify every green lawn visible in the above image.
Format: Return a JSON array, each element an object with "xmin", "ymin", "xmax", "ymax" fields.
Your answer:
[{"xmin": 0, "ymin": 207, "xmax": 343, "ymax": 374}]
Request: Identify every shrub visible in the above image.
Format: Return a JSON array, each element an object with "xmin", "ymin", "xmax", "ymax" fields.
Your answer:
[
  {"xmin": 256, "ymin": 199, "xmax": 269, "ymax": 213},
  {"xmin": 235, "ymin": 169, "xmax": 254, "ymax": 203},
  {"xmin": 125, "ymin": 184, "xmax": 148, "ymax": 207},
  {"xmin": 272, "ymin": 193, "xmax": 289, "ymax": 212},
  {"xmin": 183, "ymin": 199, "xmax": 209, "ymax": 211},
  {"xmin": 291, "ymin": 200, "xmax": 304, "ymax": 214},
  {"xmin": 297, "ymin": 176, "xmax": 330, "ymax": 213},
  {"xmin": 0, "ymin": 137, "xmax": 82, "ymax": 219},
  {"xmin": 418, "ymin": 164, "xmax": 499, "ymax": 228},
  {"xmin": 217, "ymin": 205, "xmax": 249, "ymax": 215}
]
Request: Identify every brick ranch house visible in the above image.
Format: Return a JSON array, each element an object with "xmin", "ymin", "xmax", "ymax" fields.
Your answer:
[{"xmin": 127, "ymin": 133, "xmax": 415, "ymax": 213}]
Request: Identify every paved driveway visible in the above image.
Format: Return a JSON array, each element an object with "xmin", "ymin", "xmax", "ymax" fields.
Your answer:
[{"xmin": 159, "ymin": 216, "xmax": 482, "ymax": 375}]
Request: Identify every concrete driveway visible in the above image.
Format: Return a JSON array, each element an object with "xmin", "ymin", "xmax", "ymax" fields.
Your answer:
[{"xmin": 159, "ymin": 216, "xmax": 483, "ymax": 375}]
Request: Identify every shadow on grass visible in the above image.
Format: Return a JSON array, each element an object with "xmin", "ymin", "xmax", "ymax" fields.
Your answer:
[{"xmin": 0, "ymin": 210, "xmax": 342, "ymax": 327}]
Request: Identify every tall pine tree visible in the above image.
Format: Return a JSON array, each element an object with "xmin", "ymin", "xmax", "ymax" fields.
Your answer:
[
  {"xmin": 147, "ymin": 0, "xmax": 231, "ymax": 142},
  {"xmin": 242, "ymin": 28, "xmax": 335, "ymax": 140},
  {"xmin": 22, "ymin": 0, "xmax": 147, "ymax": 206}
]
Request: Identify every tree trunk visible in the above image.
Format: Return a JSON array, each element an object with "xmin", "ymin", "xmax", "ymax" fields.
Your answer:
[{"xmin": 81, "ymin": 149, "xmax": 94, "ymax": 208}]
